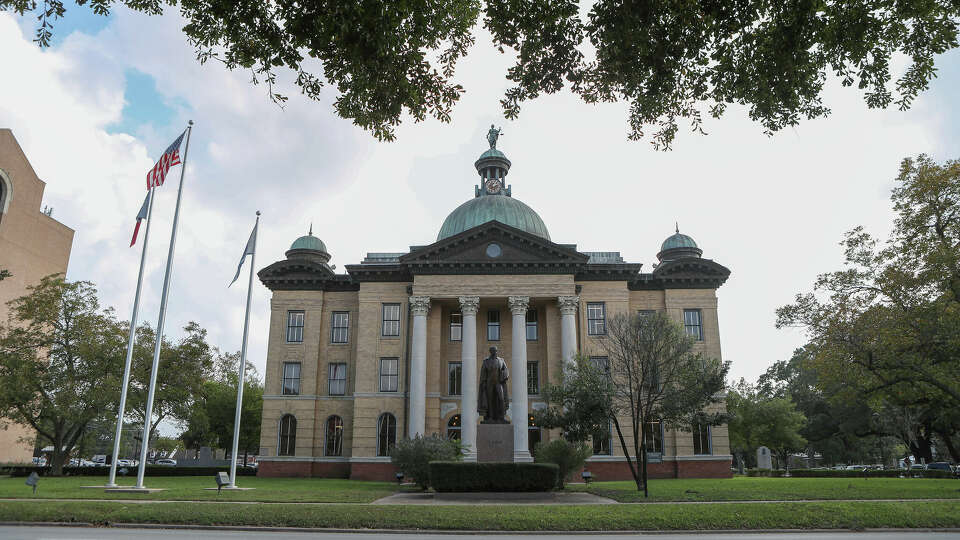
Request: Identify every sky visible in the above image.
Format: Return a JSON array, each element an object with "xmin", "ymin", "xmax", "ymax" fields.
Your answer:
[{"xmin": 2, "ymin": 7, "xmax": 960, "ymax": 404}]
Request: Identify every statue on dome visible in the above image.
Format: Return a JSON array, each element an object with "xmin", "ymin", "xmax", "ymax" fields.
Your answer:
[
  {"xmin": 486, "ymin": 124, "xmax": 503, "ymax": 149},
  {"xmin": 478, "ymin": 346, "xmax": 509, "ymax": 423}
]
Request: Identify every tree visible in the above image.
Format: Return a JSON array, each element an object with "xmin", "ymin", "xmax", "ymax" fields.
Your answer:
[
  {"xmin": 777, "ymin": 155, "xmax": 960, "ymax": 459},
  {"xmin": 727, "ymin": 379, "xmax": 807, "ymax": 470},
  {"xmin": 6, "ymin": 1, "xmax": 959, "ymax": 148},
  {"xmin": 126, "ymin": 322, "xmax": 214, "ymax": 449},
  {"xmin": 0, "ymin": 276, "xmax": 125, "ymax": 474},
  {"xmin": 535, "ymin": 353, "xmax": 616, "ymax": 444},
  {"xmin": 0, "ymin": 269, "xmax": 10, "ymax": 281}
]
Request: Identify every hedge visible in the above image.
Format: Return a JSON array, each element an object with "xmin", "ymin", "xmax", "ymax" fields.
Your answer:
[
  {"xmin": 429, "ymin": 461, "xmax": 558, "ymax": 492},
  {"xmin": 745, "ymin": 468, "xmax": 956, "ymax": 479},
  {"xmin": 2, "ymin": 465, "xmax": 257, "ymax": 477}
]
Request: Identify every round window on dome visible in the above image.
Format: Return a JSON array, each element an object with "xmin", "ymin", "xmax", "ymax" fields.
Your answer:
[{"xmin": 486, "ymin": 243, "xmax": 502, "ymax": 258}]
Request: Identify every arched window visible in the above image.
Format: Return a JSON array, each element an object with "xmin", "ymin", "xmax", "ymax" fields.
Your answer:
[
  {"xmin": 376, "ymin": 413, "xmax": 397, "ymax": 456},
  {"xmin": 325, "ymin": 415, "xmax": 344, "ymax": 456},
  {"xmin": 0, "ymin": 169, "xmax": 10, "ymax": 227},
  {"xmin": 278, "ymin": 414, "xmax": 297, "ymax": 456},
  {"xmin": 447, "ymin": 414, "xmax": 461, "ymax": 440}
]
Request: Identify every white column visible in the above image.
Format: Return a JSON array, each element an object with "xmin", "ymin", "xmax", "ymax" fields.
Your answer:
[
  {"xmin": 459, "ymin": 296, "xmax": 480, "ymax": 461},
  {"xmin": 508, "ymin": 295, "xmax": 532, "ymax": 462},
  {"xmin": 409, "ymin": 296, "xmax": 431, "ymax": 438},
  {"xmin": 558, "ymin": 296, "xmax": 579, "ymax": 366}
]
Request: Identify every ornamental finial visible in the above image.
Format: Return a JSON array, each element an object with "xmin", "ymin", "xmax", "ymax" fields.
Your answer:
[
  {"xmin": 487, "ymin": 124, "xmax": 503, "ymax": 149},
  {"xmin": 309, "ymin": 223, "xmax": 313, "ymax": 236},
  {"xmin": 675, "ymin": 222, "xmax": 679, "ymax": 234}
]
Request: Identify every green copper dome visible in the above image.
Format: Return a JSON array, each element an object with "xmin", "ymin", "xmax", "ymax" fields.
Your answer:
[
  {"xmin": 290, "ymin": 233, "xmax": 327, "ymax": 252},
  {"xmin": 660, "ymin": 232, "xmax": 698, "ymax": 252},
  {"xmin": 438, "ymin": 195, "xmax": 551, "ymax": 241}
]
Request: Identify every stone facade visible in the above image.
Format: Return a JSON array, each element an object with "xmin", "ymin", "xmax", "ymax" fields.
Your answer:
[
  {"xmin": 256, "ymin": 144, "xmax": 732, "ymax": 481},
  {"xmin": 0, "ymin": 129, "xmax": 74, "ymax": 463}
]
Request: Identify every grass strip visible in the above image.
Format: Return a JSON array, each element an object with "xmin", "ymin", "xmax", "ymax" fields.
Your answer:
[
  {"xmin": 576, "ymin": 477, "xmax": 960, "ymax": 503},
  {"xmin": 0, "ymin": 500, "xmax": 958, "ymax": 530}
]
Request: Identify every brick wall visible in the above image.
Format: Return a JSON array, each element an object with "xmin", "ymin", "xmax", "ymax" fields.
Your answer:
[
  {"xmin": 258, "ymin": 460, "xmax": 312, "ymax": 478},
  {"xmin": 350, "ymin": 462, "xmax": 398, "ymax": 482}
]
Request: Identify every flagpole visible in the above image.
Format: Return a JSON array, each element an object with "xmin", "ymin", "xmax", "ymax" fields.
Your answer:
[
  {"xmin": 135, "ymin": 120, "xmax": 193, "ymax": 489},
  {"xmin": 107, "ymin": 187, "xmax": 156, "ymax": 488},
  {"xmin": 228, "ymin": 211, "xmax": 259, "ymax": 488}
]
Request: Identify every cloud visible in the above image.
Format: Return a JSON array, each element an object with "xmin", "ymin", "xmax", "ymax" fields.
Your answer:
[{"xmin": 2, "ymin": 7, "xmax": 959, "ymax": 409}]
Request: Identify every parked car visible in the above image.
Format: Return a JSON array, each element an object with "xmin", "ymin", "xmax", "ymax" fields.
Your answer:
[
  {"xmin": 31, "ymin": 456, "xmax": 47, "ymax": 466},
  {"xmin": 926, "ymin": 462, "xmax": 954, "ymax": 473},
  {"xmin": 155, "ymin": 459, "xmax": 177, "ymax": 466},
  {"xmin": 845, "ymin": 464, "xmax": 867, "ymax": 470}
]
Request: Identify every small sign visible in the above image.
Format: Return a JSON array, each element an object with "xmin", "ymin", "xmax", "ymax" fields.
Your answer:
[
  {"xmin": 646, "ymin": 452, "xmax": 663, "ymax": 464},
  {"xmin": 25, "ymin": 472, "xmax": 39, "ymax": 494}
]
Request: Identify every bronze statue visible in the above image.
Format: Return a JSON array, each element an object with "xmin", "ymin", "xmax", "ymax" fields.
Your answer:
[
  {"xmin": 486, "ymin": 124, "xmax": 503, "ymax": 149},
  {"xmin": 478, "ymin": 346, "xmax": 509, "ymax": 423}
]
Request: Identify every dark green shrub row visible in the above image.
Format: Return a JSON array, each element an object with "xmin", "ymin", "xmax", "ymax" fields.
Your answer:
[
  {"xmin": 429, "ymin": 461, "xmax": 558, "ymax": 492},
  {"xmin": 2, "ymin": 465, "xmax": 257, "ymax": 477},
  {"xmin": 745, "ymin": 468, "xmax": 956, "ymax": 479}
]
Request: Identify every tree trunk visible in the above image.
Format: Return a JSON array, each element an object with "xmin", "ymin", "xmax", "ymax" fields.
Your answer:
[
  {"xmin": 612, "ymin": 417, "xmax": 641, "ymax": 489},
  {"xmin": 937, "ymin": 431, "xmax": 960, "ymax": 463}
]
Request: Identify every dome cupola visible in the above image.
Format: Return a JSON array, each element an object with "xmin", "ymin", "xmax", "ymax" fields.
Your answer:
[
  {"xmin": 657, "ymin": 224, "xmax": 703, "ymax": 262},
  {"xmin": 286, "ymin": 225, "xmax": 331, "ymax": 264},
  {"xmin": 437, "ymin": 126, "xmax": 550, "ymax": 241}
]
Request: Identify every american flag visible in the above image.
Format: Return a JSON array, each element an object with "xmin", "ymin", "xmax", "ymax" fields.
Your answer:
[{"xmin": 145, "ymin": 130, "xmax": 186, "ymax": 190}]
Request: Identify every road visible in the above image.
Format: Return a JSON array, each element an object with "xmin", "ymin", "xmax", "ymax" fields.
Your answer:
[{"xmin": 2, "ymin": 527, "xmax": 959, "ymax": 540}]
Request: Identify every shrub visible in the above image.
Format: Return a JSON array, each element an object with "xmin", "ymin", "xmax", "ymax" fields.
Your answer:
[
  {"xmin": 533, "ymin": 439, "xmax": 592, "ymax": 489},
  {"xmin": 429, "ymin": 462, "xmax": 558, "ymax": 492},
  {"xmin": 389, "ymin": 435, "xmax": 463, "ymax": 490},
  {"xmin": 744, "ymin": 468, "xmax": 955, "ymax": 479}
]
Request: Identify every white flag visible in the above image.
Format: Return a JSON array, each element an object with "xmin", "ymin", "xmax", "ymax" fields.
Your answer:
[{"xmin": 230, "ymin": 221, "xmax": 258, "ymax": 286}]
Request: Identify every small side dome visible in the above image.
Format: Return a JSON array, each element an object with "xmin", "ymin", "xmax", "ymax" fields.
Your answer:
[
  {"xmin": 286, "ymin": 226, "xmax": 331, "ymax": 264},
  {"xmin": 657, "ymin": 225, "xmax": 703, "ymax": 262}
]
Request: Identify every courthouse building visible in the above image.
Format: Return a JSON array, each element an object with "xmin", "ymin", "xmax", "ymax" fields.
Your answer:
[
  {"xmin": 256, "ymin": 140, "xmax": 732, "ymax": 480},
  {"xmin": 0, "ymin": 129, "xmax": 75, "ymax": 463}
]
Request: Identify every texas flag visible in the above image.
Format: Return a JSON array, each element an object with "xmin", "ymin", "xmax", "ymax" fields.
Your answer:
[{"xmin": 130, "ymin": 191, "xmax": 151, "ymax": 247}]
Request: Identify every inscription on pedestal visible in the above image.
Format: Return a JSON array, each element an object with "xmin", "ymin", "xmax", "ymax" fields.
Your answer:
[{"xmin": 477, "ymin": 423, "xmax": 514, "ymax": 462}]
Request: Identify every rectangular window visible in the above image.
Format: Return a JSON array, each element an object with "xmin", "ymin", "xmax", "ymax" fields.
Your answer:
[
  {"xmin": 587, "ymin": 302, "xmax": 606, "ymax": 335},
  {"xmin": 281, "ymin": 362, "xmax": 301, "ymax": 395},
  {"xmin": 527, "ymin": 361, "xmax": 539, "ymax": 394},
  {"xmin": 381, "ymin": 303, "xmax": 400, "ymax": 337},
  {"xmin": 328, "ymin": 362, "xmax": 346, "ymax": 396},
  {"xmin": 525, "ymin": 309, "xmax": 538, "ymax": 341},
  {"xmin": 643, "ymin": 420, "xmax": 663, "ymax": 453},
  {"xmin": 693, "ymin": 423, "xmax": 712, "ymax": 455},
  {"xmin": 286, "ymin": 311, "xmax": 304, "ymax": 343},
  {"xmin": 448, "ymin": 362, "xmax": 462, "ymax": 396},
  {"xmin": 684, "ymin": 309, "xmax": 703, "ymax": 341},
  {"xmin": 331, "ymin": 311, "xmax": 349, "ymax": 343},
  {"xmin": 592, "ymin": 422, "xmax": 612, "ymax": 455},
  {"xmin": 449, "ymin": 312, "xmax": 462, "ymax": 342},
  {"xmin": 487, "ymin": 310, "xmax": 500, "ymax": 341},
  {"xmin": 590, "ymin": 355, "xmax": 610, "ymax": 373},
  {"xmin": 379, "ymin": 357, "xmax": 399, "ymax": 392}
]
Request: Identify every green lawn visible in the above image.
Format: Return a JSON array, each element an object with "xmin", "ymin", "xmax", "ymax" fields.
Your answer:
[
  {"xmin": 575, "ymin": 476, "xmax": 960, "ymax": 502},
  {"xmin": 0, "ymin": 500, "xmax": 958, "ymax": 530},
  {"xmin": 0, "ymin": 476, "xmax": 396, "ymax": 503}
]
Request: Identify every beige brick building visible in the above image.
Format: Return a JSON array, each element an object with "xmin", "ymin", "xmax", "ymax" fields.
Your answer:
[
  {"xmin": 0, "ymin": 129, "xmax": 75, "ymax": 463},
  {"xmin": 256, "ymin": 142, "xmax": 731, "ymax": 480}
]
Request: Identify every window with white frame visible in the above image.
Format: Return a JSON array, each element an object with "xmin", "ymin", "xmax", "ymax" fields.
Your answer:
[
  {"xmin": 286, "ymin": 311, "xmax": 304, "ymax": 343},
  {"xmin": 281, "ymin": 362, "xmax": 301, "ymax": 395},
  {"xmin": 376, "ymin": 413, "xmax": 397, "ymax": 456},
  {"xmin": 379, "ymin": 357, "xmax": 399, "ymax": 392},
  {"xmin": 527, "ymin": 361, "xmax": 539, "ymax": 394},
  {"xmin": 449, "ymin": 312, "xmax": 462, "ymax": 341},
  {"xmin": 592, "ymin": 422, "xmax": 612, "ymax": 455},
  {"xmin": 487, "ymin": 310, "xmax": 500, "ymax": 341},
  {"xmin": 331, "ymin": 311, "xmax": 349, "ymax": 343},
  {"xmin": 684, "ymin": 309, "xmax": 703, "ymax": 341},
  {"xmin": 587, "ymin": 302, "xmax": 606, "ymax": 335},
  {"xmin": 325, "ymin": 415, "xmax": 343, "ymax": 456},
  {"xmin": 448, "ymin": 362, "xmax": 462, "ymax": 395},
  {"xmin": 693, "ymin": 423, "xmax": 712, "ymax": 455},
  {"xmin": 525, "ymin": 309, "xmax": 538, "ymax": 341},
  {"xmin": 381, "ymin": 303, "xmax": 400, "ymax": 337},
  {"xmin": 278, "ymin": 414, "xmax": 297, "ymax": 456},
  {"xmin": 328, "ymin": 362, "xmax": 346, "ymax": 395},
  {"xmin": 643, "ymin": 420, "xmax": 664, "ymax": 453}
]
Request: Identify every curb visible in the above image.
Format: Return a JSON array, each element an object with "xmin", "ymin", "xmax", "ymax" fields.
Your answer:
[{"xmin": 3, "ymin": 522, "xmax": 960, "ymax": 535}]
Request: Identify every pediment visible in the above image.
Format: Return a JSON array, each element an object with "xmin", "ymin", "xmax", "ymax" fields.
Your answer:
[{"xmin": 399, "ymin": 220, "xmax": 588, "ymax": 274}]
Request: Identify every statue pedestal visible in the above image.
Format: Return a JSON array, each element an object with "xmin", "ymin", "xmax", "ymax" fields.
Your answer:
[{"xmin": 476, "ymin": 423, "xmax": 514, "ymax": 462}]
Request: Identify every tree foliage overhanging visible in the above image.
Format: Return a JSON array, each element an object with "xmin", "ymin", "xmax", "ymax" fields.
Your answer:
[{"xmin": 5, "ymin": 0, "xmax": 959, "ymax": 148}]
